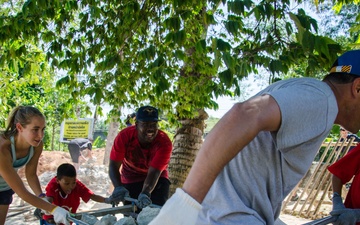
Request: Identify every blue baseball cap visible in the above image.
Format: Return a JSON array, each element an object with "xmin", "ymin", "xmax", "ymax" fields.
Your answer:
[
  {"xmin": 136, "ymin": 106, "xmax": 160, "ymax": 122},
  {"xmin": 330, "ymin": 50, "xmax": 360, "ymax": 76}
]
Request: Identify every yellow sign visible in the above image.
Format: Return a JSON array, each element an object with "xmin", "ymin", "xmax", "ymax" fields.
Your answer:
[{"xmin": 60, "ymin": 119, "xmax": 94, "ymax": 142}]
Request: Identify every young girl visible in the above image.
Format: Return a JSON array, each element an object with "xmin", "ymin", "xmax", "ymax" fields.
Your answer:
[{"xmin": 0, "ymin": 106, "xmax": 69, "ymax": 225}]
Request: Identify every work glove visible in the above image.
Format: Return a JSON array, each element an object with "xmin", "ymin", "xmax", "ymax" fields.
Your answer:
[
  {"xmin": 104, "ymin": 196, "xmax": 116, "ymax": 204},
  {"xmin": 331, "ymin": 192, "xmax": 346, "ymax": 211},
  {"xmin": 137, "ymin": 192, "xmax": 152, "ymax": 209},
  {"xmin": 330, "ymin": 192, "xmax": 360, "ymax": 225},
  {"xmin": 148, "ymin": 188, "xmax": 202, "ymax": 225},
  {"xmin": 110, "ymin": 186, "xmax": 130, "ymax": 203},
  {"xmin": 52, "ymin": 206, "xmax": 70, "ymax": 225}
]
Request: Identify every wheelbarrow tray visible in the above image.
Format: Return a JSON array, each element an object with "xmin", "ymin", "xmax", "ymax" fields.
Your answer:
[{"xmin": 72, "ymin": 204, "xmax": 135, "ymax": 219}]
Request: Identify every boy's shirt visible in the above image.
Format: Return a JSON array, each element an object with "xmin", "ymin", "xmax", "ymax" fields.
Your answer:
[{"xmin": 42, "ymin": 177, "xmax": 93, "ymax": 221}]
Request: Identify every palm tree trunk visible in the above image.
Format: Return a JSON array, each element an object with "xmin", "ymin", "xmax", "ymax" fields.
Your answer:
[{"xmin": 168, "ymin": 109, "xmax": 208, "ymax": 196}]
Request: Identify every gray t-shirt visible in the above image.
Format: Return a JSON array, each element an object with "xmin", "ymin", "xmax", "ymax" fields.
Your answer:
[{"xmin": 197, "ymin": 78, "xmax": 338, "ymax": 225}]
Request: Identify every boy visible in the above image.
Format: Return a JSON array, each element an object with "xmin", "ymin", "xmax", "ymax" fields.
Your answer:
[{"xmin": 41, "ymin": 163, "xmax": 114, "ymax": 224}]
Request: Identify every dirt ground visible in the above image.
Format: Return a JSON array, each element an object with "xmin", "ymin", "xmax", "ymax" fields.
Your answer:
[{"xmin": 6, "ymin": 148, "xmax": 315, "ymax": 225}]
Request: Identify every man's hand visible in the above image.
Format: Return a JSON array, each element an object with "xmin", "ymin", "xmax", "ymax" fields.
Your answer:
[
  {"xmin": 149, "ymin": 188, "xmax": 202, "ymax": 225},
  {"xmin": 52, "ymin": 206, "xmax": 70, "ymax": 225},
  {"xmin": 330, "ymin": 192, "xmax": 360, "ymax": 225},
  {"xmin": 137, "ymin": 192, "xmax": 152, "ymax": 209},
  {"xmin": 332, "ymin": 192, "xmax": 346, "ymax": 211},
  {"xmin": 110, "ymin": 186, "xmax": 130, "ymax": 203},
  {"xmin": 331, "ymin": 208, "xmax": 360, "ymax": 225}
]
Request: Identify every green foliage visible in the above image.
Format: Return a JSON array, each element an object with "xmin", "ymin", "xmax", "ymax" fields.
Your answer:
[
  {"xmin": 93, "ymin": 136, "xmax": 106, "ymax": 148},
  {"xmin": 205, "ymin": 116, "xmax": 220, "ymax": 134},
  {"xmin": 0, "ymin": 0, "xmax": 357, "ymax": 130}
]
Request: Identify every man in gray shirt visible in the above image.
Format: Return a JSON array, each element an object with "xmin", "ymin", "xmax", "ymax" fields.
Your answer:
[
  {"xmin": 149, "ymin": 50, "xmax": 360, "ymax": 225},
  {"xmin": 68, "ymin": 138, "xmax": 93, "ymax": 171}
]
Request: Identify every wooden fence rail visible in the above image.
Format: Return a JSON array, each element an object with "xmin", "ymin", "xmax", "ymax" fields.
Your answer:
[{"xmin": 281, "ymin": 138, "xmax": 357, "ymax": 220}]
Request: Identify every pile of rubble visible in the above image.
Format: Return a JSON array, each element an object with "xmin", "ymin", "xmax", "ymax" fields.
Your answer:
[{"xmin": 80, "ymin": 207, "xmax": 160, "ymax": 225}]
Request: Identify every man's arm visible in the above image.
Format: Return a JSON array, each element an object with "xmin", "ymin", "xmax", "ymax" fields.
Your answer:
[
  {"xmin": 332, "ymin": 174, "xmax": 343, "ymax": 196},
  {"xmin": 183, "ymin": 94, "xmax": 281, "ymax": 203},
  {"xmin": 142, "ymin": 167, "xmax": 161, "ymax": 194},
  {"xmin": 109, "ymin": 159, "xmax": 122, "ymax": 187}
]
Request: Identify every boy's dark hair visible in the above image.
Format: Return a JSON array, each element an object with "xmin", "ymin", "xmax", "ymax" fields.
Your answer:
[{"xmin": 57, "ymin": 163, "xmax": 76, "ymax": 179}]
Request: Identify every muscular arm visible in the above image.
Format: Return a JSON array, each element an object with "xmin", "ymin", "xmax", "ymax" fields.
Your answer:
[
  {"xmin": 109, "ymin": 159, "xmax": 123, "ymax": 187},
  {"xmin": 142, "ymin": 167, "xmax": 161, "ymax": 194},
  {"xmin": 332, "ymin": 174, "xmax": 343, "ymax": 195},
  {"xmin": 25, "ymin": 143, "xmax": 43, "ymax": 196},
  {"xmin": 183, "ymin": 95, "xmax": 281, "ymax": 203}
]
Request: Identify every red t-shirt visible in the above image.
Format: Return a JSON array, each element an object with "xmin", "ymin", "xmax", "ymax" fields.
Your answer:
[
  {"xmin": 110, "ymin": 126, "xmax": 173, "ymax": 184},
  {"xmin": 328, "ymin": 144, "xmax": 360, "ymax": 223},
  {"xmin": 43, "ymin": 177, "xmax": 93, "ymax": 221}
]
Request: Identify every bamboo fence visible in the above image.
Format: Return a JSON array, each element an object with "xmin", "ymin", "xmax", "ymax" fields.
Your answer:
[{"xmin": 281, "ymin": 137, "xmax": 357, "ymax": 220}]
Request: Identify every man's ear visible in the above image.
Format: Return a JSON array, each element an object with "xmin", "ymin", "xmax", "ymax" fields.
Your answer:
[{"xmin": 352, "ymin": 78, "xmax": 360, "ymax": 96}]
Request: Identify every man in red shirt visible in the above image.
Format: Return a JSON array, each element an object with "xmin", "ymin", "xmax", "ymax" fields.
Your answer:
[
  {"xmin": 328, "ymin": 144, "xmax": 360, "ymax": 225},
  {"xmin": 109, "ymin": 106, "xmax": 173, "ymax": 209}
]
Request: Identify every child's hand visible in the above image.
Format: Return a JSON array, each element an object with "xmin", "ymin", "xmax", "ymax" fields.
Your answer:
[{"xmin": 104, "ymin": 197, "xmax": 114, "ymax": 204}]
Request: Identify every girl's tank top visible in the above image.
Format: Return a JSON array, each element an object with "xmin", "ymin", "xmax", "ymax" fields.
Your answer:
[{"xmin": 0, "ymin": 136, "xmax": 34, "ymax": 191}]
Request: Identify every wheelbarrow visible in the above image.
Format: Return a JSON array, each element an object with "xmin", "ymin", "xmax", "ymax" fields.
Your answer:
[{"xmin": 38, "ymin": 204, "xmax": 134, "ymax": 225}]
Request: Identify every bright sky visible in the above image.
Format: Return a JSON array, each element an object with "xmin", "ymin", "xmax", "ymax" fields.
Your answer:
[{"xmin": 97, "ymin": 73, "xmax": 269, "ymax": 119}]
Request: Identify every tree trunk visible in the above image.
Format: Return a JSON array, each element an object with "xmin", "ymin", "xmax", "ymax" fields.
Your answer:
[
  {"xmin": 103, "ymin": 118, "xmax": 120, "ymax": 166},
  {"xmin": 51, "ymin": 124, "xmax": 55, "ymax": 151},
  {"xmin": 168, "ymin": 109, "xmax": 208, "ymax": 196}
]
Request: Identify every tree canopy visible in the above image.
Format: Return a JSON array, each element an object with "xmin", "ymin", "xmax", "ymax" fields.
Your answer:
[{"xmin": 0, "ymin": 0, "xmax": 358, "ymax": 123}]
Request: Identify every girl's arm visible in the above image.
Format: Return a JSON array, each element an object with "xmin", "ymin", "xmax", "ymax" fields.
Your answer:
[
  {"xmin": 25, "ymin": 142, "xmax": 43, "ymax": 196},
  {"xmin": 0, "ymin": 141, "xmax": 56, "ymax": 212}
]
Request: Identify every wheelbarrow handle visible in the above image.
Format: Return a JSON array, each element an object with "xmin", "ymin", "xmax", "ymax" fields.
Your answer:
[
  {"xmin": 302, "ymin": 215, "xmax": 338, "ymax": 225},
  {"xmin": 68, "ymin": 215, "xmax": 90, "ymax": 225}
]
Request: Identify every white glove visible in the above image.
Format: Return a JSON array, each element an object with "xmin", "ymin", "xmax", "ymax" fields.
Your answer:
[
  {"xmin": 148, "ymin": 188, "xmax": 202, "ymax": 225},
  {"xmin": 51, "ymin": 206, "xmax": 70, "ymax": 225}
]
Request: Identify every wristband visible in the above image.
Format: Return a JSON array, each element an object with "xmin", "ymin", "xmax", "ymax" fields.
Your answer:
[
  {"xmin": 38, "ymin": 193, "xmax": 46, "ymax": 198},
  {"xmin": 51, "ymin": 206, "xmax": 58, "ymax": 214}
]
